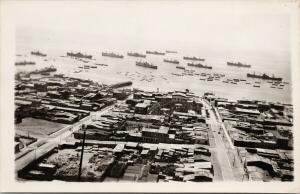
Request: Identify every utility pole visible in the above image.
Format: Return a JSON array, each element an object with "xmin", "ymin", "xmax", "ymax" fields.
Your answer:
[{"xmin": 78, "ymin": 126, "xmax": 86, "ymax": 181}]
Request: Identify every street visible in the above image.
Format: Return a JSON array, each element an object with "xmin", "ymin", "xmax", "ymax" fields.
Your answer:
[
  {"xmin": 201, "ymin": 98, "xmax": 238, "ymax": 181},
  {"xmin": 15, "ymin": 104, "xmax": 115, "ymax": 172}
]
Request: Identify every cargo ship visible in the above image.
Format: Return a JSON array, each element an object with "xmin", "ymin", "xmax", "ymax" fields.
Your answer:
[
  {"xmin": 183, "ymin": 56, "xmax": 205, "ymax": 61},
  {"xmin": 187, "ymin": 63, "xmax": 212, "ymax": 69},
  {"xmin": 15, "ymin": 61, "xmax": 36, "ymax": 66},
  {"xmin": 127, "ymin": 52, "xmax": 146, "ymax": 58},
  {"xmin": 176, "ymin": 66, "xmax": 185, "ymax": 70},
  {"xmin": 31, "ymin": 65, "xmax": 57, "ymax": 75},
  {"xmin": 166, "ymin": 50, "xmax": 177, "ymax": 54},
  {"xmin": 146, "ymin": 51, "xmax": 165, "ymax": 55},
  {"xmin": 163, "ymin": 59, "xmax": 179, "ymax": 64},
  {"xmin": 247, "ymin": 72, "xmax": 282, "ymax": 81},
  {"xmin": 136, "ymin": 61, "xmax": 157, "ymax": 69},
  {"xmin": 102, "ymin": 52, "xmax": 124, "ymax": 59},
  {"xmin": 227, "ymin": 62, "xmax": 251, "ymax": 68},
  {"xmin": 31, "ymin": 51, "xmax": 47, "ymax": 57},
  {"xmin": 67, "ymin": 52, "xmax": 92, "ymax": 59}
]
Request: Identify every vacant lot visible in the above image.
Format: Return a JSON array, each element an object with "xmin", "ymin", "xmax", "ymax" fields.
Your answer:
[{"xmin": 16, "ymin": 118, "xmax": 68, "ymax": 138}]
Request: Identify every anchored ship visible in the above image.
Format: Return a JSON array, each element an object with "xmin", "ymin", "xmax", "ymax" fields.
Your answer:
[
  {"xmin": 15, "ymin": 61, "xmax": 36, "ymax": 66},
  {"xmin": 163, "ymin": 59, "xmax": 179, "ymax": 64},
  {"xmin": 227, "ymin": 62, "xmax": 251, "ymax": 68},
  {"xmin": 187, "ymin": 63, "xmax": 212, "ymax": 69},
  {"xmin": 247, "ymin": 72, "xmax": 282, "ymax": 81},
  {"xmin": 67, "ymin": 52, "xmax": 92, "ymax": 59},
  {"xmin": 31, "ymin": 65, "xmax": 57, "ymax": 75},
  {"xmin": 166, "ymin": 50, "xmax": 178, "ymax": 54},
  {"xmin": 136, "ymin": 61, "xmax": 157, "ymax": 69},
  {"xmin": 146, "ymin": 51, "xmax": 165, "ymax": 55},
  {"xmin": 31, "ymin": 51, "xmax": 47, "ymax": 57},
  {"xmin": 102, "ymin": 52, "xmax": 124, "ymax": 59},
  {"xmin": 176, "ymin": 65, "xmax": 185, "ymax": 70},
  {"xmin": 127, "ymin": 52, "xmax": 146, "ymax": 58},
  {"xmin": 183, "ymin": 56, "xmax": 205, "ymax": 61}
]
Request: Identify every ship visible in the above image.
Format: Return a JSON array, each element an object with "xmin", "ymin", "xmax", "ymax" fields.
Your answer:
[
  {"xmin": 176, "ymin": 66, "xmax": 185, "ymax": 70},
  {"xmin": 183, "ymin": 56, "xmax": 205, "ymax": 61},
  {"xmin": 136, "ymin": 61, "xmax": 157, "ymax": 69},
  {"xmin": 166, "ymin": 50, "xmax": 177, "ymax": 54},
  {"xmin": 102, "ymin": 52, "xmax": 124, "ymax": 59},
  {"xmin": 67, "ymin": 52, "xmax": 92, "ymax": 59},
  {"xmin": 127, "ymin": 52, "xmax": 146, "ymax": 58},
  {"xmin": 146, "ymin": 51, "xmax": 165, "ymax": 55},
  {"xmin": 227, "ymin": 62, "xmax": 251, "ymax": 68},
  {"xmin": 31, "ymin": 65, "xmax": 57, "ymax": 74},
  {"xmin": 31, "ymin": 51, "xmax": 47, "ymax": 57},
  {"xmin": 15, "ymin": 61, "xmax": 36, "ymax": 66},
  {"xmin": 247, "ymin": 72, "xmax": 282, "ymax": 81},
  {"xmin": 163, "ymin": 59, "xmax": 179, "ymax": 64},
  {"xmin": 187, "ymin": 63, "xmax": 212, "ymax": 69}
]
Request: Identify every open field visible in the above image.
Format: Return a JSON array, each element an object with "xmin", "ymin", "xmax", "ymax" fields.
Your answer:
[{"xmin": 15, "ymin": 118, "xmax": 68, "ymax": 138}]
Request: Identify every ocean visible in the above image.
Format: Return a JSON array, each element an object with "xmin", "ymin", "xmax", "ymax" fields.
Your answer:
[{"xmin": 15, "ymin": 45, "xmax": 292, "ymax": 104}]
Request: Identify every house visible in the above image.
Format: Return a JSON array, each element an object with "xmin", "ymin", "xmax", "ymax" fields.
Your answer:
[{"xmin": 135, "ymin": 103, "xmax": 149, "ymax": 114}]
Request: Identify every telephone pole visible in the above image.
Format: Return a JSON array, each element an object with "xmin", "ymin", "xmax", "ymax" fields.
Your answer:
[{"xmin": 78, "ymin": 126, "xmax": 86, "ymax": 181}]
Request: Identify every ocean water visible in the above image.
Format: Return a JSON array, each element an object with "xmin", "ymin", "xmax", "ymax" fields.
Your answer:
[{"xmin": 15, "ymin": 45, "xmax": 292, "ymax": 104}]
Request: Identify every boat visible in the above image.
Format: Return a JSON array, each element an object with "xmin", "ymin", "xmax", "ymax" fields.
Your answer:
[
  {"xmin": 31, "ymin": 51, "xmax": 47, "ymax": 57},
  {"xmin": 74, "ymin": 70, "xmax": 82, "ymax": 73},
  {"xmin": 90, "ymin": 66, "xmax": 97, "ymax": 68},
  {"xmin": 187, "ymin": 63, "xmax": 212, "ymax": 69},
  {"xmin": 15, "ymin": 61, "xmax": 36, "ymax": 66},
  {"xmin": 253, "ymin": 85, "xmax": 260, "ymax": 88},
  {"xmin": 95, "ymin": 63, "xmax": 108, "ymax": 66},
  {"xmin": 146, "ymin": 51, "xmax": 165, "ymax": 55},
  {"xmin": 183, "ymin": 56, "xmax": 205, "ymax": 61},
  {"xmin": 67, "ymin": 52, "xmax": 92, "ymax": 59},
  {"xmin": 164, "ymin": 59, "xmax": 179, "ymax": 64},
  {"xmin": 31, "ymin": 65, "xmax": 57, "ymax": 74},
  {"xmin": 172, "ymin": 73, "xmax": 183, "ymax": 76},
  {"xmin": 247, "ymin": 72, "xmax": 282, "ymax": 81},
  {"xmin": 136, "ymin": 61, "xmax": 157, "ymax": 69},
  {"xmin": 166, "ymin": 50, "xmax": 177, "ymax": 54},
  {"xmin": 127, "ymin": 52, "xmax": 146, "ymax": 58},
  {"xmin": 102, "ymin": 52, "xmax": 124, "ymax": 58},
  {"xmin": 227, "ymin": 62, "xmax": 251, "ymax": 68},
  {"xmin": 176, "ymin": 66, "xmax": 185, "ymax": 70}
]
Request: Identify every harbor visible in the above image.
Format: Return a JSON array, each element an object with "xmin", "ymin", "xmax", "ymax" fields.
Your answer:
[{"xmin": 5, "ymin": 0, "xmax": 296, "ymax": 190}]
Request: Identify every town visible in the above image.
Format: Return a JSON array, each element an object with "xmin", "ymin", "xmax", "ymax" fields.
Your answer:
[{"xmin": 15, "ymin": 70, "xmax": 294, "ymax": 182}]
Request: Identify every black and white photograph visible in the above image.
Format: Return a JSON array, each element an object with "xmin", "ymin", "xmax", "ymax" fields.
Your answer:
[{"xmin": 0, "ymin": 0, "xmax": 299, "ymax": 193}]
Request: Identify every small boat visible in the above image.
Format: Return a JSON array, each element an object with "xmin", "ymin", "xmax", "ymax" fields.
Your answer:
[{"xmin": 253, "ymin": 85, "xmax": 260, "ymax": 88}]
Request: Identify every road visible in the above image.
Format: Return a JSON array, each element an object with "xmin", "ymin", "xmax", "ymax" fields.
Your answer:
[
  {"xmin": 201, "ymin": 99, "xmax": 236, "ymax": 181},
  {"xmin": 15, "ymin": 104, "xmax": 116, "ymax": 172}
]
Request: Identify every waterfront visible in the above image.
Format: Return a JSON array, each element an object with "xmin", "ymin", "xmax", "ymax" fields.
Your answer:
[
  {"xmin": 8, "ymin": 0, "xmax": 296, "ymax": 188},
  {"xmin": 15, "ymin": 47, "xmax": 292, "ymax": 104}
]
